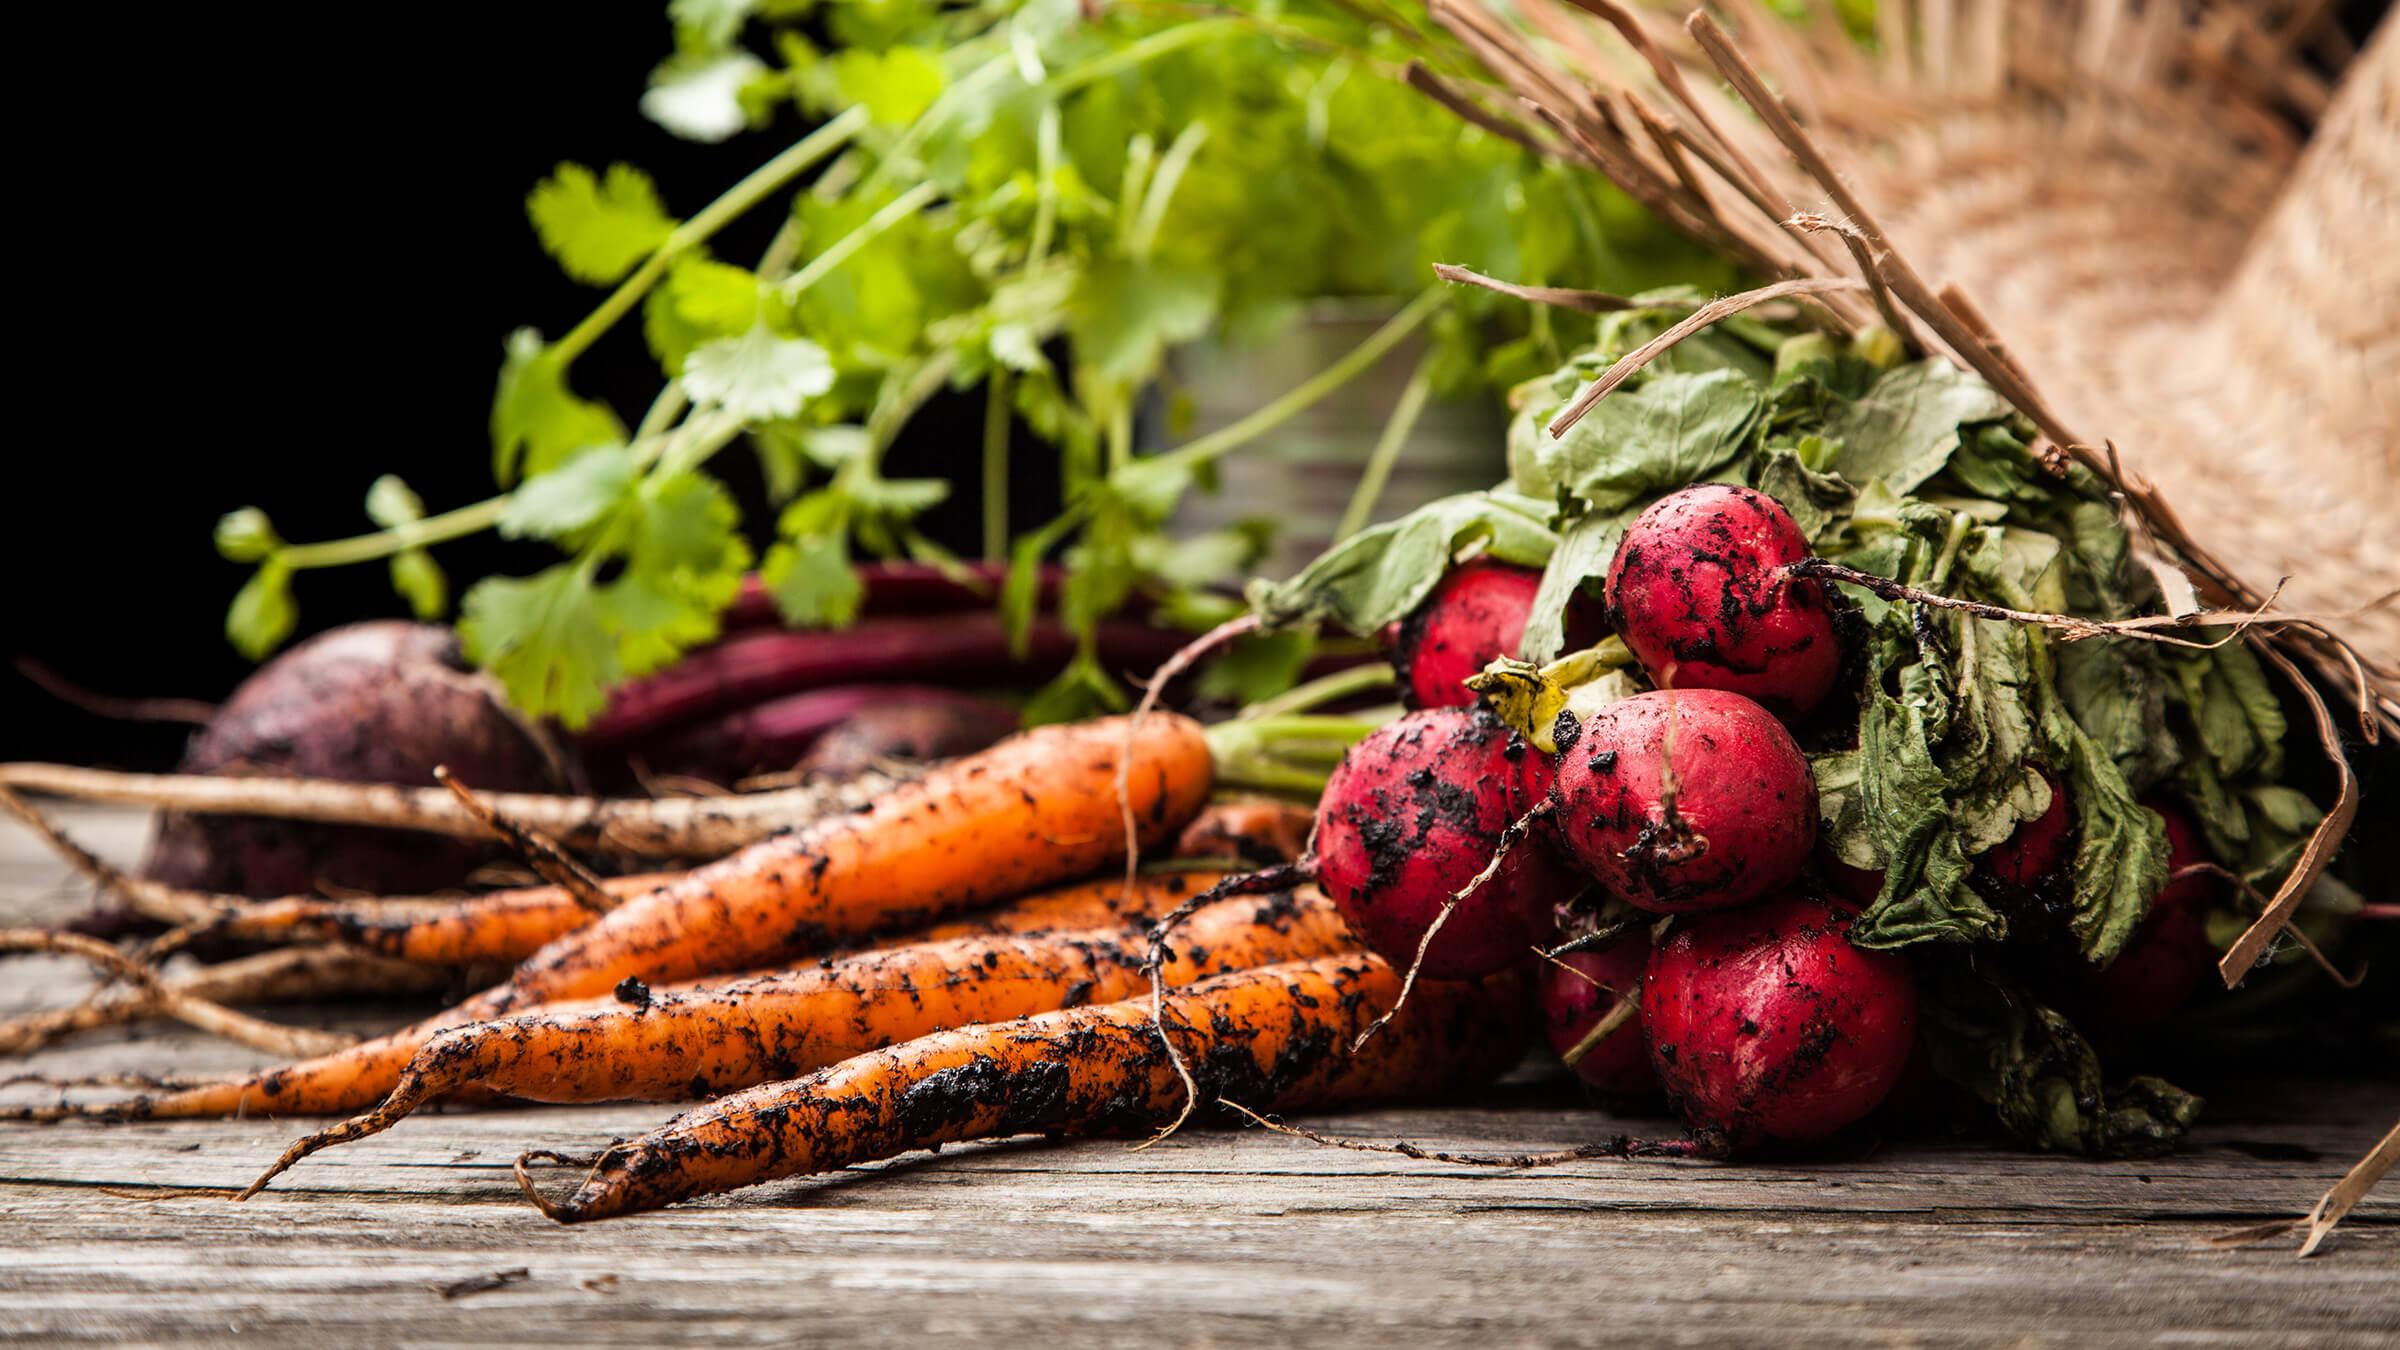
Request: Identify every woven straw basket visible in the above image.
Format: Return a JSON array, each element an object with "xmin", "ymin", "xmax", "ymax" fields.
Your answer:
[{"xmin": 1419, "ymin": 0, "xmax": 2396, "ymax": 725}]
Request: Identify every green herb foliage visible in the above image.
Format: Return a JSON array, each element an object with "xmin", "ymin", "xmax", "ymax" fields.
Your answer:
[{"xmin": 216, "ymin": 0, "xmax": 1726, "ymax": 726}]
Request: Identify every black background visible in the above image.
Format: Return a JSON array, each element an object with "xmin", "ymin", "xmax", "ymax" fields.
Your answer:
[{"xmin": 10, "ymin": 3, "xmax": 2390, "ymax": 771}]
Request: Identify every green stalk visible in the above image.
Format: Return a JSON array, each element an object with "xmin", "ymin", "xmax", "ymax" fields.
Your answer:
[
  {"xmin": 277, "ymin": 498, "xmax": 511, "ymax": 571},
  {"xmin": 1145, "ymin": 286, "xmax": 1448, "ymax": 478},
  {"xmin": 1128, "ymin": 122, "xmax": 1210, "ymax": 262},
  {"xmin": 1239, "ymin": 662, "xmax": 1397, "ymax": 721},
  {"xmin": 777, "ymin": 181, "xmax": 943, "ymax": 300},
  {"xmin": 552, "ymin": 106, "xmax": 870, "ymax": 366},
  {"xmin": 983, "ymin": 369, "xmax": 1014, "ymax": 561},
  {"xmin": 1332, "ymin": 349, "xmax": 1434, "ymax": 543}
]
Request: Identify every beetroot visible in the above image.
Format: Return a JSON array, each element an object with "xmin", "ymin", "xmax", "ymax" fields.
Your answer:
[
  {"xmin": 143, "ymin": 622, "xmax": 567, "ymax": 897},
  {"xmin": 1642, "ymin": 892, "xmax": 1918, "ymax": 1148},
  {"xmin": 1983, "ymin": 768, "xmax": 2073, "ymax": 889},
  {"xmin": 1605, "ymin": 484, "xmax": 1842, "ymax": 719},
  {"xmin": 1391, "ymin": 560, "xmax": 1605, "ymax": 711},
  {"xmin": 1548, "ymin": 689, "xmax": 1817, "ymax": 913},
  {"xmin": 1314, "ymin": 708, "xmax": 1575, "ymax": 978},
  {"xmin": 1540, "ymin": 934, "xmax": 1657, "ymax": 1097},
  {"xmin": 2079, "ymin": 800, "xmax": 2216, "ymax": 1029}
]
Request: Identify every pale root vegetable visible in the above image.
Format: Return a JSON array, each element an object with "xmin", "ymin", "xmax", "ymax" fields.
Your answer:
[
  {"xmin": 1392, "ymin": 560, "xmax": 1606, "ymax": 710},
  {"xmin": 1539, "ymin": 933, "xmax": 1656, "ymax": 1097},
  {"xmin": 1605, "ymin": 485, "xmax": 1842, "ymax": 719},
  {"xmin": 1548, "ymin": 690, "xmax": 1817, "ymax": 913},
  {"xmin": 1641, "ymin": 892, "xmax": 1918, "ymax": 1149},
  {"xmin": 1314, "ymin": 708, "xmax": 1575, "ymax": 978},
  {"xmin": 144, "ymin": 622, "xmax": 565, "ymax": 897}
]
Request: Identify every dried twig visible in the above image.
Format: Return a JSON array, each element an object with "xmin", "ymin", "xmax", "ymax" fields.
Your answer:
[
  {"xmin": 1433, "ymin": 262, "xmax": 1631, "ymax": 313},
  {"xmin": 434, "ymin": 767, "xmax": 617, "ymax": 916},
  {"xmin": 1546, "ymin": 278, "xmax": 1867, "ymax": 436},
  {"xmin": 0, "ymin": 930, "xmax": 353, "ymax": 1059},
  {"xmin": 0, "ymin": 762, "xmax": 907, "ymax": 860},
  {"xmin": 2217, "ymin": 644, "xmax": 2359, "ymax": 986},
  {"xmin": 1219, "ymin": 1098, "xmax": 1693, "ymax": 1165}
]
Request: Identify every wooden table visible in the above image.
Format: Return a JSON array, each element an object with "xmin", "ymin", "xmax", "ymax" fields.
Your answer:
[{"xmin": 3, "ymin": 805, "xmax": 2392, "ymax": 1346}]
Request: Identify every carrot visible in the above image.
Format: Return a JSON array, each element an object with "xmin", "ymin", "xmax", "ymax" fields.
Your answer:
[
  {"xmin": 463, "ymin": 711, "xmax": 1214, "ymax": 1018},
  {"xmin": 208, "ymin": 874, "xmax": 677, "ymax": 966},
  {"xmin": 3, "ymin": 871, "xmax": 1232, "ymax": 1124},
  {"xmin": 240, "ymin": 885, "xmax": 1353, "ymax": 1195},
  {"xmin": 514, "ymin": 954, "xmax": 1529, "ymax": 1222}
]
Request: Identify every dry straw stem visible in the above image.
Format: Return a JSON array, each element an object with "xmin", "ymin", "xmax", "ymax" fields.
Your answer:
[
  {"xmin": 0, "ymin": 945, "xmax": 443, "ymax": 1056},
  {"xmin": 433, "ymin": 766, "xmax": 617, "ymax": 916},
  {"xmin": 0, "ymin": 761, "xmax": 911, "ymax": 860},
  {"xmin": 0, "ymin": 930, "xmax": 353, "ymax": 1060}
]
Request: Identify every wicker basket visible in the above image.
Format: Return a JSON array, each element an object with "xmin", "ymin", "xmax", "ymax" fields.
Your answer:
[{"xmin": 1424, "ymin": 0, "xmax": 2394, "ymax": 710}]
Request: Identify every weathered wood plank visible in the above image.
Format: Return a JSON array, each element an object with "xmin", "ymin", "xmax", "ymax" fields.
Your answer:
[{"xmin": 0, "ymin": 804, "xmax": 2391, "ymax": 1346}]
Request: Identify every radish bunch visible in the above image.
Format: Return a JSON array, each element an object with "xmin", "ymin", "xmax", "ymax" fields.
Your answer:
[{"xmin": 1325, "ymin": 485, "xmax": 1924, "ymax": 1150}]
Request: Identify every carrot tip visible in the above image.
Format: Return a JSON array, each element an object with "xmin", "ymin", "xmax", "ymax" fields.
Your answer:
[{"xmin": 513, "ymin": 1149, "xmax": 598, "ymax": 1222}]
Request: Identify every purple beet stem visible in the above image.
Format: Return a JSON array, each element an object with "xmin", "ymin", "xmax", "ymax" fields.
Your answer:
[
  {"xmin": 576, "ymin": 614, "xmax": 1193, "ymax": 748},
  {"xmin": 632, "ymin": 685, "xmax": 1017, "ymax": 779}
]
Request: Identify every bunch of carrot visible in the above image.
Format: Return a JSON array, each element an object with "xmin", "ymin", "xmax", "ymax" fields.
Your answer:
[{"xmin": 1, "ymin": 711, "xmax": 1528, "ymax": 1221}]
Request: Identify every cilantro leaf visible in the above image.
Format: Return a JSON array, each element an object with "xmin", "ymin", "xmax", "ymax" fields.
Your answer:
[
  {"xmin": 643, "ymin": 52, "xmax": 771, "ymax": 142},
  {"xmin": 459, "ymin": 563, "xmax": 621, "ymax": 728},
  {"xmin": 497, "ymin": 445, "xmax": 639, "ymax": 542},
  {"xmin": 680, "ymin": 322, "xmax": 836, "ymax": 421},
  {"xmin": 226, "ymin": 561, "xmax": 297, "ymax": 661},
  {"xmin": 1070, "ymin": 258, "xmax": 1219, "ymax": 385},
  {"xmin": 526, "ymin": 163, "xmax": 680, "ymax": 286},
  {"xmin": 490, "ymin": 328, "xmax": 627, "ymax": 485},
  {"xmin": 598, "ymin": 471, "xmax": 752, "ymax": 675},
  {"xmin": 389, "ymin": 548, "xmax": 447, "ymax": 620},
  {"xmin": 831, "ymin": 45, "xmax": 946, "ymax": 126},
  {"xmin": 671, "ymin": 0, "xmax": 757, "ymax": 49},
  {"xmin": 761, "ymin": 488, "xmax": 864, "ymax": 627},
  {"xmin": 363, "ymin": 475, "xmax": 425, "ymax": 529}
]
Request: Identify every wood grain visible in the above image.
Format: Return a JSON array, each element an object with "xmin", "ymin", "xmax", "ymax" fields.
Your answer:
[{"xmin": 0, "ymin": 805, "xmax": 2391, "ymax": 1346}]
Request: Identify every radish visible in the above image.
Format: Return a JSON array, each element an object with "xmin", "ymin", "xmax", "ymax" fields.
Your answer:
[
  {"xmin": 1314, "ymin": 708, "xmax": 1575, "ymax": 978},
  {"xmin": 142, "ymin": 622, "xmax": 567, "ymax": 898},
  {"xmin": 1548, "ymin": 689, "xmax": 1817, "ymax": 913},
  {"xmin": 2078, "ymin": 800, "xmax": 2215, "ymax": 1029},
  {"xmin": 1539, "ymin": 933, "xmax": 1656, "ymax": 1097},
  {"xmin": 1605, "ymin": 485, "xmax": 1842, "ymax": 719},
  {"xmin": 1642, "ymin": 891, "xmax": 1918, "ymax": 1148},
  {"xmin": 1982, "ymin": 768, "xmax": 2072, "ymax": 889},
  {"xmin": 1391, "ymin": 560, "xmax": 1606, "ymax": 711}
]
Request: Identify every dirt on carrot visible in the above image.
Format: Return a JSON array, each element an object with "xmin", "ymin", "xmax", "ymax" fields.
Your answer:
[{"xmin": 516, "ymin": 953, "xmax": 1530, "ymax": 1222}]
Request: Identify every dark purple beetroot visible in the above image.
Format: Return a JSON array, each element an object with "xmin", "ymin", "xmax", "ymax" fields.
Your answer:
[
  {"xmin": 1540, "ymin": 933, "xmax": 1657, "ymax": 1097},
  {"xmin": 1605, "ymin": 485, "xmax": 1842, "ymax": 719},
  {"xmin": 1642, "ymin": 891, "xmax": 1918, "ymax": 1148},
  {"xmin": 1549, "ymin": 690, "xmax": 1817, "ymax": 913},
  {"xmin": 1314, "ymin": 708, "xmax": 1575, "ymax": 978},
  {"xmin": 794, "ymin": 692, "xmax": 1021, "ymax": 781},
  {"xmin": 1983, "ymin": 768, "xmax": 2073, "ymax": 889},
  {"xmin": 1391, "ymin": 560, "xmax": 1606, "ymax": 711},
  {"xmin": 2078, "ymin": 800, "xmax": 2217, "ymax": 1029},
  {"xmin": 143, "ymin": 622, "xmax": 567, "ymax": 897}
]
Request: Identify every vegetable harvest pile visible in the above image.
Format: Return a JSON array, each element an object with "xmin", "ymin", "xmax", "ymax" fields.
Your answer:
[{"xmin": 2, "ymin": 0, "xmax": 2391, "ymax": 1247}]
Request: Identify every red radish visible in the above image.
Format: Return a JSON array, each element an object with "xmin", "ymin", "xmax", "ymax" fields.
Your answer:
[
  {"xmin": 1314, "ymin": 708, "xmax": 1574, "ymax": 978},
  {"xmin": 1983, "ymin": 768, "xmax": 2072, "ymax": 889},
  {"xmin": 1540, "ymin": 934, "xmax": 1657, "ymax": 1097},
  {"xmin": 1548, "ymin": 690, "xmax": 1817, "ymax": 913},
  {"xmin": 1605, "ymin": 485, "xmax": 1842, "ymax": 719},
  {"xmin": 1391, "ymin": 560, "xmax": 1606, "ymax": 710},
  {"xmin": 1642, "ymin": 891, "xmax": 1918, "ymax": 1148},
  {"xmin": 1819, "ymin": 851, "xmax": 1884, "ymax": 909},
  {"xmin": 2079, "ymin": 800, "xmax": 2216, "ymax": 1029},
  {"xmin": 142, "ymin": 622, "xmax": 567, "ymax": 898}
]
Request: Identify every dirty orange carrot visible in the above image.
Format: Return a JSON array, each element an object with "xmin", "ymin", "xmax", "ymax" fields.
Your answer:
[
  {"xmin": 462, "ymin": 712, "xmax": 1213, "ymax": 1019},
  {"xmin": 241, "ymin": 886, "xmax": 1354, "ymax": 1194},
  {"xmin": 1, "ymin": 871, "xmax": 1232, "ymax": 1124},
  {"xmin": 514, "ymin": 953, "xmax": 1529, "ymax": 1222},
  {"xmin": 1172, "ymin": 797, "xmax": 1318, "ymax": 866},
  {"xmin": 208, "ymin": 874, "xmax": 677, "ymax": 966}
]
